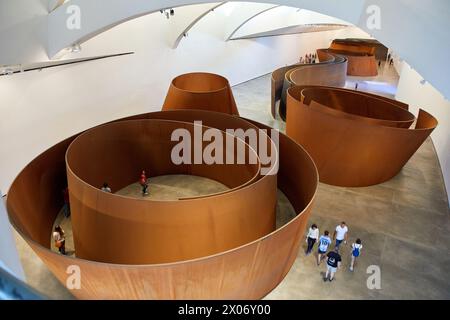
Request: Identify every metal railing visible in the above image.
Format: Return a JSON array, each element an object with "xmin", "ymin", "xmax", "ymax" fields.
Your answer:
[{"xmin": 0, "ymin": 265, "xmax": 45, "ymax": 300}]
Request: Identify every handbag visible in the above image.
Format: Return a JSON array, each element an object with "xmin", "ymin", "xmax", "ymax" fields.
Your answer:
[{"xmin": 55, "ymin": 240, "xmax": 63, "ymax": 248}]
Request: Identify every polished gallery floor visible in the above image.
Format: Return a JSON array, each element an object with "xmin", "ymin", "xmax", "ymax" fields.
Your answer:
[{"xmin": 13, "ymin": 65, "xmax": 450, "ymax": 299}]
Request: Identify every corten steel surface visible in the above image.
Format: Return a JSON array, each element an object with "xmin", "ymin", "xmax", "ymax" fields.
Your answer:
[
  {"xmin": 330, "ymin": 39, "xmax": 388, "ymax": 61},
  {"xmin": 7, "ymin": 110, "xmax": 318, "ymax": 300},
  {"xmin": 321, "ymin": 48, "xmax": 378, "ymax": 77},
  {"xmin": 271, "ymin": 51, "xmax": 347, "ymax": 120},
  {"xmin": 66, "ymin": 119, "xmax": 276, "ymax": 264},
  {"xmin": 162, "ymin": 72, "xmax": 239, "ymax": 115},
  {"xmin": 286, "ymin": 86, "xmax": 438, "ymax": 187}
]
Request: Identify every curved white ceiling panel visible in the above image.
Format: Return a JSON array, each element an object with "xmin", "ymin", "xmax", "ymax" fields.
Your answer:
[
  {"xmin": 230, "ymin": 23, "xmax": 348, "ymax": 40},
  {"xmin": 44, "ymin": 0, "xmax": 450, "ymax": 99},
  {"xmin": 170, "ymin": 2, "xmax": 226, "ymax": 49},
  {"xmin": 220, "ymin": 2, "xmax": 280, "ymax": 40}
]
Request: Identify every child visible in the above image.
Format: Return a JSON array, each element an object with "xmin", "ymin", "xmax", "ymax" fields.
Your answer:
[
  {"xmin": 350, "ymin": 238, "xmax": 363, "ymax": 271},
  {"xmin": 317, "ymin": 230, "xmax": 332, "ymax": 265}
]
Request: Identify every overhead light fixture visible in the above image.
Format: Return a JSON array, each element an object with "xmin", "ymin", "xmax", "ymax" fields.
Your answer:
[
  {"xmin": 70, "ymin": 43, "xmax": 82, "ymax": 53},
  {"xmin": 160, "ymin": 8, "xmax": 174, "ymax": 19}
]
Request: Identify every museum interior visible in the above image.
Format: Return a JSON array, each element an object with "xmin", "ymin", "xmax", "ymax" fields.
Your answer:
[{"xmin": 0, "ymin": 0, "xmax": 449, "ymax": 300}]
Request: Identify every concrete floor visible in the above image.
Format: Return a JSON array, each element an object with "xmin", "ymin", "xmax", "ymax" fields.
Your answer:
[{"xmin": 13, "ymin": 66, "xmax": 450, "ymax": 300}]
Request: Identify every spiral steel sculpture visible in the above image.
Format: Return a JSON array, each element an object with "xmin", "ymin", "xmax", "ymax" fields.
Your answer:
[{"xmin": 6, "ymin": 110, "xmax": 318, "ymax": 299}]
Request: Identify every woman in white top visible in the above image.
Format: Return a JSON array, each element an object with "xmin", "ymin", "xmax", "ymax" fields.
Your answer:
[
  {"xmin": 53, "ymin": 225, "xmax": 66, "ymax": 255},
  {"xmin": 350, "ymin": 238, "xmax": 363, "ymax": 271},
  {"xmin": 305, "ymin": 224, "xmax": 319, "ymax": 255}
]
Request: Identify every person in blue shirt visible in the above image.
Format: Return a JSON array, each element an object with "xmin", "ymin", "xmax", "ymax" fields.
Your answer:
[{"xmin": 317, "ymin": 230, "xmax": 332, "ymax": 266}]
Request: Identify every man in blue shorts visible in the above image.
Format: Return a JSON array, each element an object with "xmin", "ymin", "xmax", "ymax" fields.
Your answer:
[
  {"xmin": 317, "ymin": 230, "xmax": 331, "ymax": 266},
  {"xmin": 333, "ymin": 222, "xmax": 349, "ymax": 251}
]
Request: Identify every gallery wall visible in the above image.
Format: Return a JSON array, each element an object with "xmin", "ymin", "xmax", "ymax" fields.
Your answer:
[{"xmin": 396, "ymin": 62, "xmax": 450, "ymax": 203}]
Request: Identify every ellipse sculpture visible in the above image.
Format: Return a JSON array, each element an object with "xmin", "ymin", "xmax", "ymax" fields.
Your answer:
[
  {"xmin": 162, "ymin": 72, "xmax": 239, "ymax": 115},
  {"xmin": 271, "ymin": 51, "xmax": 347, "ymax": 120},
  {"xmin": 286, "ymin": 86, "xmax": 438, "ymax": 187},
  {"xmin": 6, "ymin": 109, "xmax": 318, "ymax": 299},
  {"xmin": 66, "ymin": 119, "xmax": 276, "ymax": 264}
]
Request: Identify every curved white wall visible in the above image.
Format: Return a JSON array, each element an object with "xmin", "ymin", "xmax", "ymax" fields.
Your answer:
[{"xmin": 396, "ymin": 62, "xmax": 450, "ymax": 203}]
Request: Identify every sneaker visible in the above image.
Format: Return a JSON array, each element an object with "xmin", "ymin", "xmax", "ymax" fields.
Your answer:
[
  {"xmin": 350, "ymin": 267, "xmax": 354, "ymax": 272},
  {"xmin": 329, "ymin": 278, "xmax": 334, "ymax": 282},
  {"xmin": 323, "ymin": 277, "xmax": 327, "ymax": 282}
]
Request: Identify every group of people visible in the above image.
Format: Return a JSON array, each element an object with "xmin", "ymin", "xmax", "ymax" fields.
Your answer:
[
  {"xmin": 101, "ymin": 170, "xmax": 149, "ymax": 196},
  {"xmin": 299, "ymin": 53, "xmax": 317, "ymax": 64},
  {"xmin": 305, "ymin": 222, "xmax": 363, "ymax": 282}
]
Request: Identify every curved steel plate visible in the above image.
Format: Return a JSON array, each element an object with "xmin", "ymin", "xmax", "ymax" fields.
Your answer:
[{"xmin": 286, "ymin": 86, "xmax": 438, "ymax": 187}]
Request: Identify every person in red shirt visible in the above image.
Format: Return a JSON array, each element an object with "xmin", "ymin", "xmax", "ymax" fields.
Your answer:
[{"xmin": 139, "ymin": 170, "xmax": 149, "ymax": 196}]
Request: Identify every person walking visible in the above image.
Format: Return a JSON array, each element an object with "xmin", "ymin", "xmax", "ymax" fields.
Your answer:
[
  {"xmin": 305, "ymin": 224, "xmax": 319, "ymax": 255},
  {"xmin": 350, "ymin": 238, "xmax": 363, "ymax": 271},
  {"xmin": 333, "ymin": 222, "xmax": 348, "ymax": 251},
  {"xmin": 101, "ymin": 183, "xmax": 112, "ymax": 193},
  {"xmin": 53, "ymin": 225, "xmax": 66, "ymax": 255},
  {"xmin": 317, "ymin": 230, "xmax": 332, "ymax": 265},
  {"xmin": 324, "ymin": 247, "xmax": 342, "ymax": 282},
  {"xmin": 139, "ymin": 170, "xmax": 149, "ymax": 196}
]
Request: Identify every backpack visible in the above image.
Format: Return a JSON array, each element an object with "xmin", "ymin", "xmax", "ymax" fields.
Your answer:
[{"xmin": 352, "ymin": 245, "xmax": 360, "ymax": 257}]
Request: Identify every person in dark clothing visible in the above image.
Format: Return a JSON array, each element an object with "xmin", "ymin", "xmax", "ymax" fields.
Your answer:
[
  {"xmin": 324, "ymin": 247, "xmax": 342, "ymax": 282},
  {"xmin": 62, "ymin": 187, "xmax": 70, "ymax": 218}
]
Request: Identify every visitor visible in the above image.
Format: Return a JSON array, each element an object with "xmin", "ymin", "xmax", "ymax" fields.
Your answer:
[
  {"xmin": 62, "ymin": 187, "xmax": 70, "ymax": 218},
  {"xmin": 350, "ymin": 238, "xmax": 363, "ymax": 271},
  {"xmin": 355, "ymin": 83, "xmax": 359, "ymax": 91},
  {"xmin": 53, "ymin": 225, "xmax": 66, "ymax": 255},
  {"xmin": 101, "ymin": 183, "xmax": 112, "ymax": 193},
  {"xmin": 305, "ymin": 224, "xmax": 319, "ymax": 255},
  {"xmin": 140, "ymin": 170, "xmax": 149, "ymax": 196},
  {"xmin": 324, "ymin": 247, "xmax": 342, "ymax": 282},
  {"xmin": 333, "ymin": 221, "xmax": 348, "ymax": 251},
  {"xmin": 317, "ymin": 230, "xmax": 332, "ymax": 265}
]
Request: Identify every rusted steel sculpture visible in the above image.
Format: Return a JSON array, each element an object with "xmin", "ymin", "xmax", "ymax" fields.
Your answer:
[
  {"xmin": 330, "ymin": 38, "xmax": 388, "ymax": 61},
  {"xmin": 286, "ymin": 86, "xmax": 438, "ymax": 187},
  {"xmin": 66, "ymin": 119, "xmax": 276, "ymax": 264},
  {"xmin": 319, "ymin": 48, "xmax": 378, "ymax": 77},
  {"xmin": 7, "ymin": 110, "xmax": 318, "ymax": 299},
  {"xmin": 271, "ymin": 51, "xmax": 347, "ymax": 120},
  {"xmin": 163, "ymin": 72, "xmax": 239, "ymax": 115}
]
